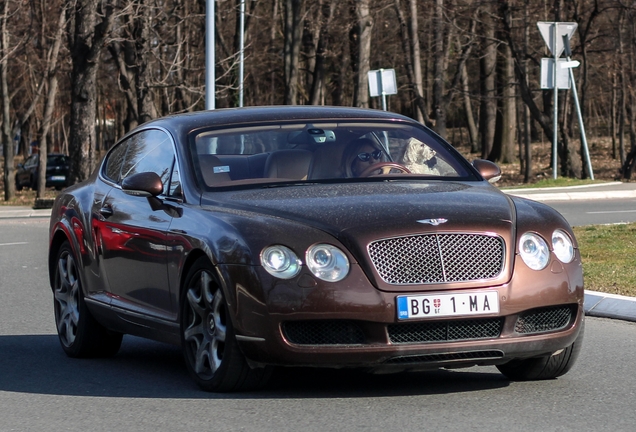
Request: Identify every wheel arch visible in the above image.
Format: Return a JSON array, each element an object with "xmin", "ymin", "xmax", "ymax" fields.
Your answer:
[
  {"xmin": 177, "ymin": 249, "xmax": 238, "ymax": 324},
  {"xmin": 48, "ymin": 223, "xmax": 83, "ymax": 290}
]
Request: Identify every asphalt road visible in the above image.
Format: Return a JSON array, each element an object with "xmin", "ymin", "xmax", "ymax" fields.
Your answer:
[
  {"xmin": 549, "ymin": 198, "xmax": 636, "ymax": 226},
  {"xmin": 2, "ymin": 218, "xmax": 636, "ymax": 431}
]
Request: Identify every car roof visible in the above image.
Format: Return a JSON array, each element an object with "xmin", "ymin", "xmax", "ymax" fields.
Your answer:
[{"xmin": 132, "ymin": 106, "xmax": 420, "ymax": 140}]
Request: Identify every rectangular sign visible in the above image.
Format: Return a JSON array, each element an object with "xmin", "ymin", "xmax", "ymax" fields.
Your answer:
[
  {"xmin": 368, "ymin": 69, "xmax": 397, "ymax": 97},
  {"xmin": 540, "ymin": 58, "xmax": 571, "ymax": 90},
  {"xmin": 397, "ymin": 292, "xmax": 499, "ymax": 320}
]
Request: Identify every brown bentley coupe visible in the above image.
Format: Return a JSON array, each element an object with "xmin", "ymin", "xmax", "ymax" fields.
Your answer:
[{"xmin": 48, "ymin": 106, "xmax": 584, "ymax": 391}]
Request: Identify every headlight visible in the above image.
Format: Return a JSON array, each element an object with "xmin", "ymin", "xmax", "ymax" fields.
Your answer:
[
  {"xmin": 306, "ymin": 244, "xmax": 350, "ymax": 282},
  {"xmin": 552, "ymin": 229, "xmax": 574, "ymax": 263},
  {"xmin": 260, "ymin": 245, "xmax": 301, "ymax": 279},
  {"xmin": 519, "ymin": 232, "xmax": 550, "ymax": 270}
]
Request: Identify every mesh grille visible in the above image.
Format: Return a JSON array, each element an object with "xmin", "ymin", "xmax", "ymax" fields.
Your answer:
[
  {"xmin": 385, "ymin": 350, "xmax": 504, "ymax": 364},
  {"xmin": 388, "ymin": 318, "xmax": 504, "ymax": 344},
  {"xmin": 282, "ymin": 320, "xmax": 366, "ymax": 345},
  {"xmin": 368, "ymin": 234, "xmax": 504, "ymax": 285},
  {"xmin": 515, "ymin": 306, "xmax": 573, "ymax": 334}
]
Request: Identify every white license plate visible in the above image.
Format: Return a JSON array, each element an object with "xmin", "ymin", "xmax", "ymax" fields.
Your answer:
[
  {"xmin": 50, "ymin": 175, "xmax": 66, "ymax": 181},
  {"xmin": 397, "ymin": 292, "xmax": 499, "ymax": 319}
]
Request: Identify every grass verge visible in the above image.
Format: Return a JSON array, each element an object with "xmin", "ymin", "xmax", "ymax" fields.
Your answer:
[{"xmin": 573, "ymin": 223, "xmax": 636, "ymax": 297}]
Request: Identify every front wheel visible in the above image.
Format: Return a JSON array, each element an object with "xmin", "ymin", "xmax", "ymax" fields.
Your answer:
[
  {"xmin": 180, "ymin": 257, "xmax": 271, "ymax": 392},
  {"xmin": 497, "ymin": 321, "xmax": 584, "ymax": 381},
  {"xmin": 53, "ymin": 240, "xmax": 122, "ymax": 358},
  {"xmin": 14, "ymin": 175, "xmax": 22, "ymax": 191}
]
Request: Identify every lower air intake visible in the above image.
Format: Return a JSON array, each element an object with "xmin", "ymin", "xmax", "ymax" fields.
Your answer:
[
  {"xmin": 282, "ymin": 320, "xmax": 366, "ymax": 345},
  {"xmin": 388, "ymin": 318, "xmax": 504, "ymax": 344},
  {"xmin": 515, "ymin": 306, "xmax": 574, "ymax": 334}
]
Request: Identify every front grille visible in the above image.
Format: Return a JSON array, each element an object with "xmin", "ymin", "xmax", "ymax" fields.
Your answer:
[
  {"xmin": 388, "ymin": 318, "xmax": 504, "ymax": 344},
  {"xmin": 385, "ymin": 350, "xmax": 504, "ymax": 364},
  {"xmin": 368, "ymin": 234, "xmax": 504, "ymax": 285},
  {"xmin": 282, "ymin": 320, "xmax": 366, "ymax": 345},
  {"xmin": 515, "ymin": 306, "xmax": 574, "ymax": 334}
]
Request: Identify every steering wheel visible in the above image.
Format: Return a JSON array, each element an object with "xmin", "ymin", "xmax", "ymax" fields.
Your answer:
[{"xmin": 358, "ymin": 162, "xmax": 411, "ymax": 177}]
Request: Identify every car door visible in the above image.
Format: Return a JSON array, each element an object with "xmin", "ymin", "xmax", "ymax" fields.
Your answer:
[
  {"xmin": 96, "ymin": 129, "xmax": 176, "ymax": 319},
  {"xmin": 18, "ymin": 155, "xmax": 37, "ymax": 186}
]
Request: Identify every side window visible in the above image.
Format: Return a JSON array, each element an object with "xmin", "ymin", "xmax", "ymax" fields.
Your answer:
[
  {"xmin": 168, "ymin": 161, "xmax": 182, "ymax": 198},
  {"xmin": 25, "ymin": 155, "xmax": 38, "ymax": 168},
  {"xmin": 120, "ymin": 129, "xmax": 175, "ymax": 195},
  {"xmin": 104, "ymin": 141, "xmax": 129, "ymax": 183}
]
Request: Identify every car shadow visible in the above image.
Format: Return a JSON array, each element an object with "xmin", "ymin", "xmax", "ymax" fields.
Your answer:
[{"xmin": 0, "ymin": 334, "xmax": 509, "ymax": 399}]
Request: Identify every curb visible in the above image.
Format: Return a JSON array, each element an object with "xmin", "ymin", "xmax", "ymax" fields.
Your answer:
[
  {"xmin": 503, "ymin": 181, "xmax": 636, "ymax": 202},
  {"xmin": 584, "ymin": 290, "xmax": 636, "ymax": 322},
  {"xmin": 0, "ymin": 207, "xmax": 52, "ymax": 219}
]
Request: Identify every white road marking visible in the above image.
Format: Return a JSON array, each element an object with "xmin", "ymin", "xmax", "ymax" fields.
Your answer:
[{"xmin": 0, "ymin": 242, "xmax": 29, "ymax": 246}]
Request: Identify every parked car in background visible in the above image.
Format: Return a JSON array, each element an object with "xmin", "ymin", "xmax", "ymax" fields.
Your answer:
[
  {"xmin": 47, "ymin": 106, "xmax": 584, "ymax": 392},
  {"xmin": 15, "ymin": 153, "xmax": 70, "ymax": 191}
]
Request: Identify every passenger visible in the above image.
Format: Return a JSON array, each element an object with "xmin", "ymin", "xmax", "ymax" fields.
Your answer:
[{"xmin": 342, "ymin": 138, "xmax": 386, "ymax": 177}]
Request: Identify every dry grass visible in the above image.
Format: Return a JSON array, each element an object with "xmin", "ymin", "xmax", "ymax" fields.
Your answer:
[{"xmin": 573, "ymin": 224, "xmax": 636, "ymax": 297}]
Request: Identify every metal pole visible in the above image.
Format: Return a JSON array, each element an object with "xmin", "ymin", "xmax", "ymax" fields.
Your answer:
[
  {"xmin": 206, "ymin": 0, "xmax": 215, "ymax": 110},
  {"xmin": 552, "ymin": 23, "xmax": 558, "ymax": 179},
  {"xmin": 562, "ymin": 35, "xmax": 594, "ymax": 180},
  {"xmin": 379, "ymin": 69, "xmax": 387, "ymax": 111},
  {"xmin": 239, "ymin": 0, "xmax": 245, "ymax": 107}
]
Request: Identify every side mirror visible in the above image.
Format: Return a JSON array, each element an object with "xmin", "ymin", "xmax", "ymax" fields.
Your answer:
[
  {"xmin": 121, "ymin": 172, "xmax": 163, "ymax": 197},
  {"xmin": 472, "ymin": 159, "xmax": 502, "ymax": 183}
]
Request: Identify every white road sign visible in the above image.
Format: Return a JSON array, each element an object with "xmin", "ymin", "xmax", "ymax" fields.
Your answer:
[
  {"xmin": 537, "ymin": 22, "xmax": 578, "ymax": 58},
  {"xmin": 368, "ymin": 69, "xmax": 397, "ymax": 97}
]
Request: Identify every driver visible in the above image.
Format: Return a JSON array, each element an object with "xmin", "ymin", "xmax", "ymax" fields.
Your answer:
[{"xmin": 342, "ymin": 138, "xmax": 386, "ymax": 177}]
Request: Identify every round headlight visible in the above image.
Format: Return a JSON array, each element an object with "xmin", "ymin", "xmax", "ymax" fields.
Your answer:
[
  {"xmin": 552, "ymin": 229, "xmax": 574, "ymax": 263},
  {"xmin": 519, "ymin": 232, "xmax": 550, "ymax": 270},
  {"xmin": 260, "ymin": 245, "xmax": 301, "ymax": 279},
  {"xmin": 306, "ymin": 244, "xmax": 350, "ymax": 282}
]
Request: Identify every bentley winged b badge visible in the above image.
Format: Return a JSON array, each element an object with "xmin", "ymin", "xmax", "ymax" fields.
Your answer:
[{"xmin": 416, "ymin": 218, "xmax": 448, "ymax": 226}]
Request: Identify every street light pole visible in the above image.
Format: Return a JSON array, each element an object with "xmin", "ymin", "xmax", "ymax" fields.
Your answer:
[{"xmin": 206, "ymin": 0, "xmax": 215, "ymax": 110}]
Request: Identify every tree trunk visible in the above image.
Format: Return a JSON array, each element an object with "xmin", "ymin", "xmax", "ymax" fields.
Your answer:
[
  {"xmin": 284, "ymin": 0, "xmax": 303, "ymax": 105},
  {"xmin": 1, "ymin": 0, "xmax": 14, "ymax": 201},
  {"xmin": 134, "ymin": 0, "xmax": 158, "ymax": 124},
  {"xmin": 432, "ymin": 0, "xmax": 446, "ymax": 138},
  {"xmin": 352, "ymin": 0, "xmax": 372, "ymax": 108},
  {"xmin": 392, "ymin": 0, "xmax": 432, "ymax": 126},
  {"xmin": 309, "ymin": 1, "xmax": 336, "ymax": 105},
  {"xmin": 491, "ymin": 42, "xmax": 516, "ymax": 163},
  {"xmin": 67, "ymin": 0, "xmax": 115, "ymax": 183},
  {"xmin": 409, "ymin": 0, "xmax": 424, "ymax": 123},
  {"xmin": 479, "ymin": 6, "xmax": 496, "ymax": 160},
  {"xmin": 37, "ymin": 5, "xmax": 66, "ymax": 198}
]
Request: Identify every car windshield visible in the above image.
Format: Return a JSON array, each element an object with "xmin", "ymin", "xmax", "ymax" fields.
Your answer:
[
  {"xmin": 190, "ymin": 121, "xmax": 475, "ymax": 188},
  {"xmin": 47, "ymin": 155, "xmax": 67, "ymax": 166}
]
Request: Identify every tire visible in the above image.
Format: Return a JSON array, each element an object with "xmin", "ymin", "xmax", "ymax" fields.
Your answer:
[
  {"xmin": 53, "ymin": 240, "xmax": 123, "ymax": 358},
  {"xmin": 497, "ymin": 321, "xmax": 584, "ymax": 381},
  {"xmin": 14, "ymin": 175, "xmax": 22, "ymax": 191},
  {"xmin": 180, "ymin": 257, "xmax": 271, "ymax": 392}
]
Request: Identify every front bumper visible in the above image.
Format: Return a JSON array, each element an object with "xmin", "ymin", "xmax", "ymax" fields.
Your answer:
[{"xmin": 220, "ymin": 255, "xmax": 584, "ymax": 371}]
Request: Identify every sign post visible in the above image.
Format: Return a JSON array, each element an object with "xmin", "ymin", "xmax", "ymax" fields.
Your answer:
[
  {"xmin": 537, "ymin": 22, "xmax": 577, "ymax": 179},
  {"xmin": 562, "ymin": 35, "xmax": 594, "ymax": 180}
]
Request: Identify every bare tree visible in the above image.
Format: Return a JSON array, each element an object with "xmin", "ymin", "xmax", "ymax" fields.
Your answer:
[
  {"xmin": 351, "ymin": 0, "xmax": 372, "ymax": 108},
  {"xmin": 284, "ymin": 0, "xmax": 303, "ymax": 105},
  {"xmin": 1, "ymin": 0, "xmax": 14, "ymax": 200},
  {"xmin": 36, "ymin": 4, "xmax": 67, "ymax": 198},
  {"xmin": 67, "ymin": 0, "xmax": 116, "ymax": 183}
]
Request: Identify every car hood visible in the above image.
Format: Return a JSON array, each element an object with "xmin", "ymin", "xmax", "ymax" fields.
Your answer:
[
  {"xmin": 207, "ymin": 181, "xmax": 515, "ymax": 239},
  {"xmin": 204, "ymin": 181, "xmax": 516, "ymax": 291}
]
